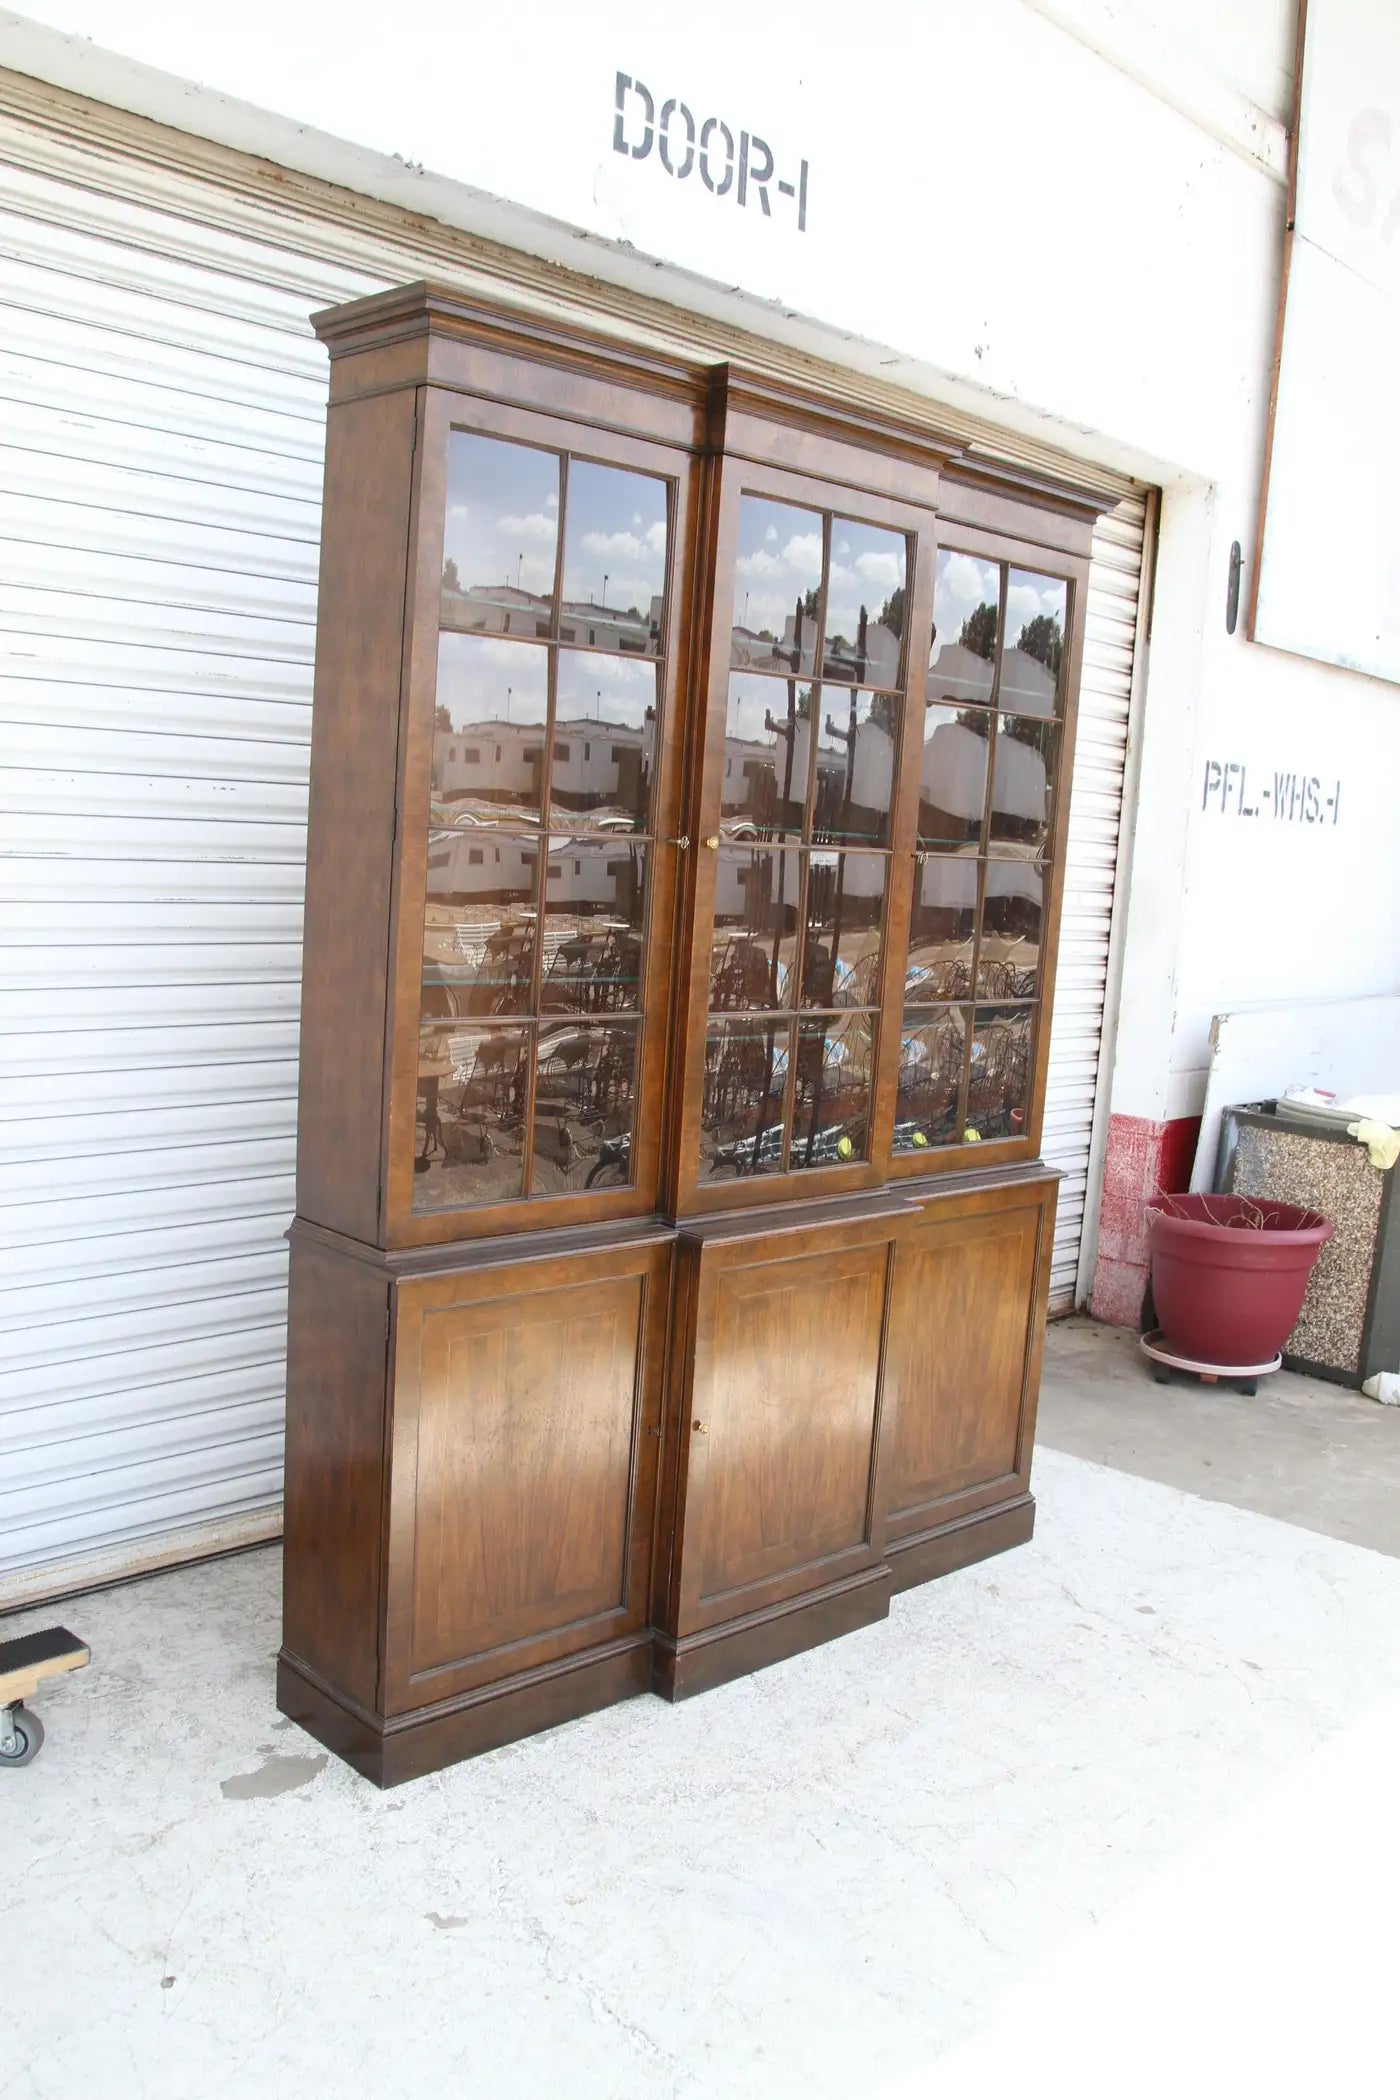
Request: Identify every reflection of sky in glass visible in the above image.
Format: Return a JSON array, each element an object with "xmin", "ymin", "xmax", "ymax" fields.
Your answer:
[
  {"xmin": 555, "ymin": 650, "xmax": 657, "ymax": 730},
  {"xmin": 443, "ymin": 433, "xmax": 560, "ymax": 601},
  {"xmin": 826, "ymin": 519, "xmax": 906, "ymax": 686},
  {"xmin": 931, "ymin": 551, "xmax": 1000, "ymax": 659},
  {"xmin": 733, "ymin": 496, "xmax": 824, "ymax": 639},
  {"xmin": 1006, "ymin": 570, "xmax": 1067, "ymax": 650},
  {"xmin": 560, "ymin": 460, "xmax": 668, "ymax": 616},
  {"xmin": 437, "ymin": 631, "xmax": 548, "ymax": 731},
  {"xmin": 928, "ymin": 554, "xmax": 1067, "ymax": 715},
  {"xmin": 1000, "ymin": 572, "xmax": 1066, "ymax": 717}
]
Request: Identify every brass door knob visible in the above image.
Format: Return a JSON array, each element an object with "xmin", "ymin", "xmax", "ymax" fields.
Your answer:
[
  {"xmin": 703, "ymin": 835, "xmax": 720, "ymax": 850},
  {"xmin": 692, "ymin": 1419, "xmax": 709, "ymax": 1435}
]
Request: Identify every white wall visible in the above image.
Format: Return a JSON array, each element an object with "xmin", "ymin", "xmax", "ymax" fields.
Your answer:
[{"xmin": 1, "ymin": 0, "xmax": 1395, "ymax": 1125}]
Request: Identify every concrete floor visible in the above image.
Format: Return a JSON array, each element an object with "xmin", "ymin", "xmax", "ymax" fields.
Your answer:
[
  {"xmin": 5, "ymin": 1327, "xmax": 1400, "ymax": 2098},
  {"xmin": 1039, "ymin": 1315, "xmax": 1400, "ymax": 1557}
]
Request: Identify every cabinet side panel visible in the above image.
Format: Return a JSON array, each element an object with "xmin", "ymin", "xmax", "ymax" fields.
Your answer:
[
  {"xmin": 296, "ymin": 387, "xmax": 417, "ymax": 1241},
  {"xmin": 281, "ymin": 1239, "xmax": 390, "ymax": 1708}
]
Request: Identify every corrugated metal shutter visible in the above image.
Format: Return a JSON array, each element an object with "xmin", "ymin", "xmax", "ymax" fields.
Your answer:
[
  {"xmin": 1041, "ymin": 495, "xmax": 1151, "ymax": 1312},
  {"xmin": 0, "ymin": 71, "xmax": 1147, "ymax": 1599}
]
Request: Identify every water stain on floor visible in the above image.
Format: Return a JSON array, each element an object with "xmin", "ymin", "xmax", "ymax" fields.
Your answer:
[{"xmin": 219, "ymin": 1752, "xmax": 328, "ymax": 1800}]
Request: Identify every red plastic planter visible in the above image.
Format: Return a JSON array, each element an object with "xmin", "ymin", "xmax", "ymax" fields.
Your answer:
[{"xmin": 1145, "ymin": 1194, "xmax": 1333, "ymax": 1369}]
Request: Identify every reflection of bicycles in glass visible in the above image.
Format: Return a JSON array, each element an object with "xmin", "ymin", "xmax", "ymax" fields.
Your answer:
[
  {"xmin": 710, "ymin": 936, "xmax": 775, "ymax": 1011},
  {"xmin": 712, "ymin": 1121, "xmax": 858, "ymax": 1174},
  {"xmin": 415, "ymin": 1034, "xmax": 528, "ymax": 1174},
  {"xmin": 905, "ymin": 957, "xmax": 972, "ymax": 1001},
  {"xmin": 712, "ymin": 1123, "xmax": 787, "ymax": 1176},
  {"xmin": 584, "ymin": 1132, "xmax": 632, "ymax": 1188},
  {"xmin": 543, "ymin": 930, "xmax": 642, "ymax": 1015},
  {"xmin": 966, "ymin": 1017, "xmax": 1031, "ymax": 1134},
  {"xmin": 978, "ymin": 957, "xmax": 1037, "ymax": 1001}
]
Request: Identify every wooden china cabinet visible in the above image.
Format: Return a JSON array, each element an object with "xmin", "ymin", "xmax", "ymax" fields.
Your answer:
[{"xmin": 278, "ymin": 284, "xmax": 1098, "ymax": 1784}]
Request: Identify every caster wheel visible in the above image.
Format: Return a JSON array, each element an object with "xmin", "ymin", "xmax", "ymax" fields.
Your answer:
[
  {"xmin": 0, "ymin": 1703, "xmax": 43, "ymax": 1766},
  {"xmin": 1236, "ymin": 1379, "xmax": 1258, "ymax": 1397},
  {"xmin": 1152, "ymin": 1368, "xmax": 1172, "ymax": 1386}
]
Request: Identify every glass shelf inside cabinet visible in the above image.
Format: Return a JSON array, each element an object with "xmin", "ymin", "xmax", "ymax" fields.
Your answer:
[
  {"xmin": 413, "ymin": 429, "xmax": 671, "ymax": 1213},
  {"xmin": 700, "ymin": 492, "xmax": 910, "ymax": 1184}
]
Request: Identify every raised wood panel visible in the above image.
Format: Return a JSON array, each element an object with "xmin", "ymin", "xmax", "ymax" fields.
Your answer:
[
  {"xmin": 885, "ymin": 1204, "xmax": 1042, "ymax": 1534},
  {"xmin": 693, "ymin": 1242, "xmax": 889, "ymax": 1608},
  {"xmin": 407, "ymin": 1273, "xmax": 647, "ymax": 1675}
]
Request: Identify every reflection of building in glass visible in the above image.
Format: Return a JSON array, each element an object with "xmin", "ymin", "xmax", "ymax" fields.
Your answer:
[
  {"xmin": 819, "ymin": 609, "xmax": 900, "ymax": 688},
  {"xmin": 731, "ymin": 603, "xmax": 901, "ymax": 687},
  {"xmin": 815, "ymin": 699, "xmax": 896, "ymax": 839},
  {"xmin": 441, "ymin": 580, "xmax": 664, "ymax": 654},
  {"xmin": 920, "ymin": 700, "xmax": 1051, "ymax": 844},
  {"xmin": 432, "ymin": 712, "xmax": 654, "ymax": 822},
  {"xmin": 919, "ymin": 716, "xmax": 989, "ymax": 842},
  {"xmin": 928, "ymin": 638, "xmax": 996, "ymax": 708},
  {"xmin": 997, "ymin": 645, "xmax": 1057, "ymax": 715},
  {"xmin": 929, "ymin": 638, "xmax": 1056, "ymax": 716},
  {"xmin": 720, "ymin": 697, "xmax": 897, "ymax": 841}
]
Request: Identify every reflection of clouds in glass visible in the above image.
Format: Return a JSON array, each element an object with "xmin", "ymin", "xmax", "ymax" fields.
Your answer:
[
  {"xmin": 562, "ymin": 460, "xmax": 668, "ymax": 614},
  {"xmin": 556, "ymin": 650, "xmax": 657, "ymax": 729},
  {"xmin": 438, "ymin": 632, "xmax": 549, "ymax": 727},
  {"xmin": 579, "ymin": 521, "xmax": 667, "ymax": 565},
  {"xmin": 1005, "ymin": 571, "xmax": 1067, "ymax": 643},
  {"xmin": 737, "ymin": 548, "xmax": 782, "ymax": 579},
  {"xmin": 1006, "ymin": 582, "xmax": 1050, "ymax": 633},
  {"xmin": 855, "ymin": 549, "xmax": 902, "ymax": 587},
  {"xmin": 782, "ymin": 532, "xmax": 824, "ymax": 579},
  {"xmin": 443, "ymin": 433, "xmax": 560, "ymax": 600},
  {"xmin": 825, "ymin": 519, "xmax": 906, "ymax": 683},
  {"xmin": 499, "ymin": 509, "xmax": 558, "ymax": 543},
  {"xmin": 733, "ymin": 496, "xmax": 824, "ymax": 637},
  {"xmin": 933, "ymin": 551, "xmax": 1001, "ymax": 650}
]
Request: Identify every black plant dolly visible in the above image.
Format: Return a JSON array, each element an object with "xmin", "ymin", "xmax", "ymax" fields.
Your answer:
[{"xmin": 0, "ymin": 1626, "xmax": 90, "ymax": 1766}]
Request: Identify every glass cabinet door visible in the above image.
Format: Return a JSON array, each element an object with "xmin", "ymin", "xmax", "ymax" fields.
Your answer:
[
  {"xmin": 693, "ymin": 479, "xmax": 919, "ymax": 1194},
  {"xmin": 893, "ymin": 549, "xmax": 1072, "ymax": 1160},
  {"xmin": 404, "ymin": 413, "xmax": 680, "ymax": 1223}
]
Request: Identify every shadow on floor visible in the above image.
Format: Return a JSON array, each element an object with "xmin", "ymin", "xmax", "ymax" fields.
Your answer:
[{"xmin": 1039, "ymin": 1315, "xmax": 1400, "ymax": 1558}]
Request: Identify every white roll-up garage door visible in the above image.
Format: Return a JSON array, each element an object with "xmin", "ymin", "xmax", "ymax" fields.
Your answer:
[
  {"xmin": 1041, "ymin": 495, "xmax": 1152, "ymax": 1313},
  {"xmin": 0, "ymin": 70, "xmax": 1147, "ymax": 1601}
]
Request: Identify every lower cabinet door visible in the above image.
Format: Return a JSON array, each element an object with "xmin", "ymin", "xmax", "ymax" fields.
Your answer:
[
  {"xmin": 883, "ymin": 1179, "xmax": 1056, "ymax": 1578},
  {"xmin": 663, "ymin": 1215, "xmax": 900, "ymax": 1666},
  {"xmin": 382, "ymin": 1234, "xmax": 671, "ymax": 1714}
]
